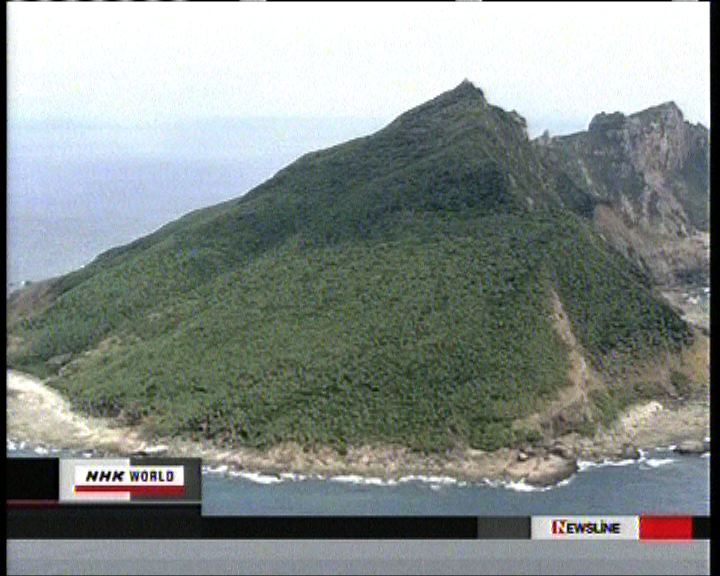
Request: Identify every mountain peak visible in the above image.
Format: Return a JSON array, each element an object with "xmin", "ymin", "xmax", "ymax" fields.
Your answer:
[
  {"xmin": 629, "ymin": 100, "xmax": 685, "ymax": 124},
  {"xmin": 385, "ymin": 79, "xmax": 489, "ymax": 132},
  {"xmin": 587, "ymin": 101, "xmax": 689, "ymax": 135},
  {"xmin": 454, "ymin": 78, "xmax": 485, "ymax": 97},
  {"xmin": 437, "ymin": 79, "xmax": 487, "ymax": 106},
  {"xmin": 658, "ymin": 100, "xmax": 682, "ymax": 112},
  {"xmin": 424, "ymin": 79, "xmax": 487, "ymax": 108},
  {"xmin": 588, "ymin": 111, "xmax": 626, "ymax": 132}
]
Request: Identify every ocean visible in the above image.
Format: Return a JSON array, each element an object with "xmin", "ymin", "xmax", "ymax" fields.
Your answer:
[
  {"xmin": 7, "ymin": 443, "xmax": 710, "ymax": 516},
  {"xmin": 6, "ymin": 117, "xmax": 386, "ymax": 291},
  {"xmin": 199, "ymin": 449, "xmax": 712, "ymax": 516}
]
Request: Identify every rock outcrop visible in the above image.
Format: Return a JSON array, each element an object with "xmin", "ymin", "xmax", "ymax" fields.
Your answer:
[{"xmin": 675, "ymin": 439, "xmax": 707, "ymax": 455}]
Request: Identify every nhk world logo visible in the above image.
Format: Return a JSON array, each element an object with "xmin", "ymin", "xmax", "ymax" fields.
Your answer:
[
  {"xmin": 81, "ymin": 466, "xmax": 180, "ymax": 485},
  {"xmin": 532, "ymin": 516, "xmax": 639, "ymax": 540},
  {"xmin": 74, "ymin": 464, "xmax": 184, "ymax": 498},
  {"xmin": 59, "ymin": 459, "xmax": 188, "ymax": 502}
]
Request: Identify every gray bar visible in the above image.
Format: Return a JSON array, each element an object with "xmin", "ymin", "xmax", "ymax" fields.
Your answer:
[
  {"xmin": 7, "ymin": 540, "xmax": 710, "ymax": 575},
  {"xmin": 476, "ymin": 516, "xmax": 530, "ymax": 539}
]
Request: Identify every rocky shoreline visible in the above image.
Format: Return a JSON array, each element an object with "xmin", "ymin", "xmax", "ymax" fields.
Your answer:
[{"xmin": 6, "ymin": 369, "xmax": 710, "ymax": 487}]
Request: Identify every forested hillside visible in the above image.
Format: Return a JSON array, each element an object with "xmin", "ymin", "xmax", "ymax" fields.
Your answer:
[{"xmin": 7, "ymin": 81, "xmax": 702, "ymax": 454}]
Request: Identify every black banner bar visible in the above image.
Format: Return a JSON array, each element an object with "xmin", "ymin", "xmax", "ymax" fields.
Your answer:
[
  {"xmin": 693, "ymin": 516, "xmax": 711, "ymax": 540},
  {"xmin": 7, "ymin": 507, "xmax": 480, "ymax": 539},
  {"xmin": 9, "ymin": 508, "xmax": 710, "ymax": 540},
  {"xmin": 6, "ymin": 458, "xmax": 59, "ymax": 501}
]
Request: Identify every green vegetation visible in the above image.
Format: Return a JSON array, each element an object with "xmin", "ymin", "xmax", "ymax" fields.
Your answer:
[
  {"xmin": 6, "ymin": 82, "xmax": 693, "ymax": 453},
  {"xmin": 670, "ymin": 370, "xmax": 693, "ymax": 398},
  {"xmin": 7, "ymin": 212, "xmax": 689, "ymax": 452},
  {"xmin": 589, "ymin": 384, "xmax": 655, "ymax": 429}
]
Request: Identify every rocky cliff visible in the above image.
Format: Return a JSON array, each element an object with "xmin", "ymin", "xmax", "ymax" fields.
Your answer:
[{"xmin": 536, "ymin": 102, "xmax": 709, "ymax": 288}]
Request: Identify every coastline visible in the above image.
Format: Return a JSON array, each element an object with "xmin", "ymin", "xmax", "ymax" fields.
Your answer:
[{"xmin": 6, "ymin": 369, "xmax": 709, "ymax": 488}]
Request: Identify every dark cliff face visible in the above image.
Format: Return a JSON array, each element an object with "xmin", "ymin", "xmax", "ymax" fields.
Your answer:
[{"xmin": 535, "ymin": 101, "xmax": 709, "ymax": 287}]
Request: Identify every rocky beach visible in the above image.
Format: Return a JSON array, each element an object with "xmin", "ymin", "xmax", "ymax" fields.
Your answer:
[{"xmin": 6, "ymin": 369, "xmax": 709, "ymax": 488}]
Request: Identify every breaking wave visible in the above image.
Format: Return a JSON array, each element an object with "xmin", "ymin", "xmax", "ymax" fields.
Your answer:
[
  {"xmin": 228, "ymin": 470, "xmax": 284, "ymax": 484},
  {"xmin": 641, "ymin": 458, "xmax": 676, "ymax": 469}
]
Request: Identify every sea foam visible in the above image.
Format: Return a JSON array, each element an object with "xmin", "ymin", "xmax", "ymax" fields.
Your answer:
[
  {"xmin": 642, "ymin": 458, "xmax": 675, "ymax": 469},
  {"xmin": 330, "ymin": 475, "xmax": 398, "ymax": 487},
  {"xmin": 397, "ymin": 475, "xmax": 458, "ymax": 485},
  {"xmin": 203, "ymin": 464, "xmax": 229, "ymax": 474},
  {"xmin": 577, "ymin": 457, "xmax": 638, "ymax": 473},
  {"xmin": 229, "ymin": 471, "xmax": 283, "ymax": 484},
  {"xmin": 279, "ymin": 472, "xmax": 307, "ymax": 481}
]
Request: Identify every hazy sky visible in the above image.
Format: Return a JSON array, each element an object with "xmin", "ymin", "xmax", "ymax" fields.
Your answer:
[{"xmin": 7, "ymin": 2, "xmax": 710, "ymax": 136}]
